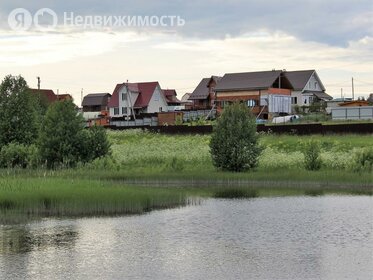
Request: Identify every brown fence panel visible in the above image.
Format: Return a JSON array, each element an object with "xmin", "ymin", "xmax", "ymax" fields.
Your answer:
[{"xmin": 106, "ymin": 123, "xmax": 373, "ymax": 135}]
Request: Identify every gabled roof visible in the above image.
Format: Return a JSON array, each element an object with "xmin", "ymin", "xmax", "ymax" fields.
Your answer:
[
  {"xmin": 29, "ymin": 89, "xmax": 57, "ymax": 103},
  {"xmin": 108, "ymin": 82, "xmax": 160, "ymax": 109},
  {"xmin": 181, "ymin": 93, "xmax": 192, "ymax": 103},
  {"xmin": 162, "ymin": 89, "xmax": 181, "ymax": 104},
  {"xmin": 189, "ymin": 76, "xmax": 221, "ymax": 100},
  {"xmin": 308, "ymin": 91, "xmax": 333, "ymax": 101},
  {"xmin": 284, "ymin": 70, "xmax": 326, "ymax": 91},
  {"xmin": 57, "ymin": 94, "xmax": 73, "ymax": 102},
  {"xmin": 82, "ymin": 93, "xmax": 111, "ymax": 107},
  {"xmin": 215, "ymin": 70, "xmax": 288, "ymax": 92}
]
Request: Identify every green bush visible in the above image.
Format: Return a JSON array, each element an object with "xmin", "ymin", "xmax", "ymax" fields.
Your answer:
[
  {"xmin": 303, "ymin": 141, "xmax": 322, "ymax": 171},
  {"xmin": 210, "ymin": 102, "xmax": 261, "ymax": 172},
  {"xmin": 38, "ymin": 101, "xmax": 110, "ymax": 168},
  {"xmin": 0, "ymin": 143, "xmax": 37, "ymax": 168},
  {"xmin": 352, "ymin": 147, "xmax": 373, "ymax": 172}
]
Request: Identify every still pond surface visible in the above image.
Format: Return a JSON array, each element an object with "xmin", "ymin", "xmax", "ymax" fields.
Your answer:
[{"xmin": 1, "ymin": 196, "xmax": 372, "ymax": 280}]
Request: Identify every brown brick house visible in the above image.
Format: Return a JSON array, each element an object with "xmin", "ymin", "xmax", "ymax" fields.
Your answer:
[
  {"xmin": 214, "ymin": 70, "xmax": 294, "ymax": 119},
  {"xmin": 188, "ymin": 76, "xmax": 222, "ymax": 109}
]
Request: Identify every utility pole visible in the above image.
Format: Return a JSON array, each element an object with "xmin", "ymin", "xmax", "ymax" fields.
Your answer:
[
  {"xmin": 352, "ymin": 77, "xmax": 355, "ymax": 100},
  {"xmin": 341, "ymin": 88, "xmax": 343, "ymax": 100},
  {"xmin": 81, "ymin": 88, "xmax": 83, "ymax": 106},
  {"xmin": 37, "ymin": 77, "xmax": 40, "ymax": 90}
]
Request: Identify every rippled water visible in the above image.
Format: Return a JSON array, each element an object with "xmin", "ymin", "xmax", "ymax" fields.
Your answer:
[{"xmin": 1, "ymin": 196, "xmax": 372, "ymax": 280}]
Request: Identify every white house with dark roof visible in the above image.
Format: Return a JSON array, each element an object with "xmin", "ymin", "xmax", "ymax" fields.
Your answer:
[{"xmin": 283, "ymin": 70, "xmax": 332, "ymax": 110}]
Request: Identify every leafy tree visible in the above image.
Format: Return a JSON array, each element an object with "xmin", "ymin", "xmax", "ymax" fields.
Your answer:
[
  {"xmin": 76, "ymin": 126, "xmax": 111, "ymax": 163},
  {"xmin": 0, "ymin": 75, "xmax": 40, "ymax": 146},
  {"xmin": 38, "ymin": 100, "xmax": 110, "ymax": 168},
  {"xmin": 210, "ymin": 102, "xmax": 261, "ymax": 172},
  {"xmin": 38, "ymin": 100, "xmax": 85, "ymax": 168}
]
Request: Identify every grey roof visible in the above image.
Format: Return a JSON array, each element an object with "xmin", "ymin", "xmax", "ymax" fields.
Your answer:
[
  {"xmin": 214, "ymin": 70, "xmax": 284, "ymax": 92},
  {"xmin": 82, "ymin": 93, "xmax": 111, "ymax": 107},
  {"xmin": 189, "ymin": 76, "xmax": 222, "ymax": 100},
  {"xmin": 309, "ymin": 91, "xmax": 333, "ymax": 101},
  {"xmin": 283, "ymin": 70, "xmax": 316, "ymax": 91}
]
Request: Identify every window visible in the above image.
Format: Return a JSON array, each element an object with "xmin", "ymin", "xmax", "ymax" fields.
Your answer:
[
  {"xmin": 122, "ymin": 107, "xmax": 127, "ymax": 115},
  {"xmin": 291, "ymin": 97, "xmax": 298, "ymax": 104},
  {"xmin": 314, "ymin": 82, "xmax": 317, "ymax": 89},
  {"xmin": 114, "ymin": 107, "xmax": 119, "ymax": 115},
  {"xmin": 159, "ymin": 107, "xmax": 163, "ymax": 112},
  {"xmin": 122, "ymin": 93, "xmax": 127, "ymax": 101},
  {"xmin": 247, "ymin": 99, "xmax": 256, "ymax": 107}
]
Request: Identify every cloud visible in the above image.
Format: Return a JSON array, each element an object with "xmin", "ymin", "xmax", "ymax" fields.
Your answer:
[
  {"xmin": 0, "ymin": 0, "xmax": 372, "ymax": 46},
  {"xmin": 0, "ymin": 31, "xmax": 145, "ymax": 66}
]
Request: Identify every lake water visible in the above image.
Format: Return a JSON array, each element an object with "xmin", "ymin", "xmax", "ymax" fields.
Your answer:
[{"xmin": 1, "ymin": 196, "xmax": 372, "ymax": 280}]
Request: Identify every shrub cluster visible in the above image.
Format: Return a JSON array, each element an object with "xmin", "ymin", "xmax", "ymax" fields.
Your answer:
[
  {"xmin": 210, "ymin": 102, "xmax": 262, "ymax": 172},
  {"xmin": 303, "ymin": 141, "xmax": 322, "ymax": 171}
]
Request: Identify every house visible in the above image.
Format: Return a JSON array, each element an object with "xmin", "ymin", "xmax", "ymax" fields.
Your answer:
[
  {"xmin": 188, "ymin": 76, "xmax": 222, "ymax": 109},
  {"xmin": 29, "ymin": 88, "xmax": 58, "ymax": 104},
  {"xmin": 283, "ymin": 70, "xmax": 332, "ymax": 110},
  {"xmin": 162, "ymin": 89, "xmax": 182, "ymax": 111},
  {"xmin": 181, "ymin": 93, "xmax": 193, "ymax": 110},
  {"xmin": 81, "ymin": 93, "xmax": 112, "ymax": 126},
  {"xmin": 214, "ymin": 70, "xmax": 294, "ymax": 119},
  {"xmin": 57, "ymin": 94, "xmax": 73, "ymax": 102},
  {"xmin": 108, "ymin": 82, "xmax": 169, "ymax": 118},
  {"xmin": 82, "ymin": 93, "xmax": 111, "ymax": 112},
  {"xmin": 162, "ymin": 89, "xmax": 181, "ymax": 106}
]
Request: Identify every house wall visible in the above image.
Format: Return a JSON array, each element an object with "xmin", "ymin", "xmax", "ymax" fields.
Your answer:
[
  {"xmin": 291, "ymin": 91, "xmax": 316, "ymax": 108},
  {"xmin": 145, "ymin": 85, "xmax": 169, "ymax": 113},
  {"xmin": 110, "ymin": 85, "xmax": 140, "ymax": 117},
  {"xmin": 304, "ymin": 73, "xmax": 323, "ymax": 91}
]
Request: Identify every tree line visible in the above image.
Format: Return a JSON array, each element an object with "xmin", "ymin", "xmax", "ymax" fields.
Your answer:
[{"xmin": 0, "ymin": 75, "xmax": 110, "ymax": 169}]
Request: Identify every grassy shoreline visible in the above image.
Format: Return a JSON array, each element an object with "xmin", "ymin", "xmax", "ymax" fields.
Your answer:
[
  {"xmin": 0, "ymin": 172, "xmax": 371, "ymax": 223},
  {"xmin": 1, "ymin": 131, "xmax": 372, "ymax": 221}
]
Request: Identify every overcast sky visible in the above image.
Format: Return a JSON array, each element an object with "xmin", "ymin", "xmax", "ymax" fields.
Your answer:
[{"xmin": 0, "ymin": 0, "xmax": 372, "ymax": 103}]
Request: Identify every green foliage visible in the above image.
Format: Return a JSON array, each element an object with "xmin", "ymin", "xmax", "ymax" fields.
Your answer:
[
  {"xmin": 38, "ymin": 100, "xmax": 84, "ymax": 168},
  {"xmin": 210, "ymin": 102, "xmax": 261, "ymax": 172},
  {"xmin": 77, "ymin": 126, "xmax": 111, "ymax": 163},
  {"xmin": 0, "ymin": 143, "xmax": 38, "ymax": 168},
  {"xmin": 0, "ymin": 75, "xmax": 40, "ymax": 146},
  {"xmin": 175, "ymin": 115, "xmax": 183, "ymax": 125},
  {"xmin": 293, "ymin": 105, "xmax": 301, "ymax": 114},
  {"xmin": 303, "ymin": 141, "xmax": 322, "ymax": 171},
  {"xmin": 165, "ymin": 156, "xmax": 185, "ymax": 172},
  {"xmin": 214, "ymin": 188, "xmax": 258, "ymax": 199},
  {"xmin": 352, "ymin": 147, "xmax": 373, "ymax": 172},
  {"xmin": 38, "ymin": 101, "xmax": 109, "ymax": 168},
  {"xmin": 0, "ymin": 178, "xmax": 188, "ymax": 218}
]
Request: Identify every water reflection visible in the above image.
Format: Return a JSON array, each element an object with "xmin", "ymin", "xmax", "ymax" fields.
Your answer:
[
  {"xmin": 0, "ymin": 196, "xmax": 372, "ymax": 280},
  {"xmin": 0, "ymin": 224, "xmax": 78, "ymax": 254}
]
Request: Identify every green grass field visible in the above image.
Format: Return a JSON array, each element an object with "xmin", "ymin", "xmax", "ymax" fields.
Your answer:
[{"xmin": 0, "ymin": 130, "xmax": 372, "ymax": 221}]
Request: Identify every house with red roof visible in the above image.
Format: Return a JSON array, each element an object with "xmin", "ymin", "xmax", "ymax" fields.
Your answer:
[
  {"xmin": 29, "ymin": 89, "xmax": 58, "ymax": 104},
  {"xmin": 162, "ymin": 89, "xmax": 181, "ymax": 106},
  {"xmin": 108, "ymin": 81, "xmax": 169, "ymax": 117}
]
